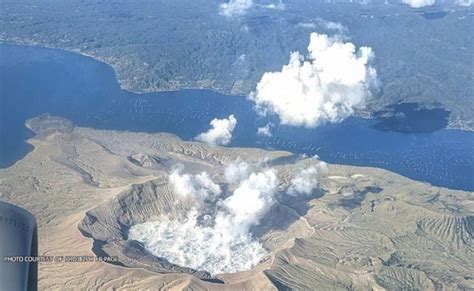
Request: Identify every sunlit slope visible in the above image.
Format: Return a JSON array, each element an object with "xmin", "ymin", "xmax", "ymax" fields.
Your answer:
[{"xmin": 0, "ymin": 115, "xmax": 472, "ymax": 290}]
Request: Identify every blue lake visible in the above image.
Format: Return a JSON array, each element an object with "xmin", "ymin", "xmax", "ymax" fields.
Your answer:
[{"xmin": 1, "ymin": 44, "xmax": 473, "ymax": 191}]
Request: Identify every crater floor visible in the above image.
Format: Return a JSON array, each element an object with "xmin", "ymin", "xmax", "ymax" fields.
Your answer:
[{"xmin": 0, "ymin": 114, "xmax": 472, "ymax": 290}]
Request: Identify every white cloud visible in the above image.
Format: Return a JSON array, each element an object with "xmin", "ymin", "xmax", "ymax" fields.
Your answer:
[
  {"xmin": 320, "ymin": 20, "xmax": 347, "ymax": 33},
  {"xmin": 257, "ymin": 122, "xmax": 273, "ymax": 137},
  {"xmin": 219, "ymin": 0, "xmax": 253, "ymax": 17},
  {"xmin": 249, "ymin": 33, "xmax": 378, "ymax": 128},
  {"xmin": 264, "ymin": 1, "xmax": 286, "ymax": 10},
  {"xmin": 225, "ymin": 161, "xmax": 250, "ymax": 183},
  {"xmin": 287, "ymin": 162, "xmax": 328, "ymax": 196},
  {"xmin": 297, "ymin": 19, "xmax": 347, "ymax": 35},
  {"xmin": 455, "ymin": 0, "xmax": 472, "ymax": 6},
  {"xmin": 129, "ymin": 164, "xmax": 281, "ymax": 275},
  {"xmin": 401, "ymin": 0, "xmax": 435, "ymax": 7},
  {"xmin": 195, "ymin": 114, "xmax": 237, "ymax": 145},
  {"xmin": 297, "ymin": 22, "xmax": 318, "ymax": 29}
]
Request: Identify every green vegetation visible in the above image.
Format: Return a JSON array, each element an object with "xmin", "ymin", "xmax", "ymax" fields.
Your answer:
[{"xmin": 1, "ymin": 0, "xmax": 472, "ymax": 129}]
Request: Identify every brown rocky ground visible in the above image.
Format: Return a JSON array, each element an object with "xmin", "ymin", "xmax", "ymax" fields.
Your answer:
[{"xmin": 0, "ymin": 115, "xmax": 472, "ymax": 290}]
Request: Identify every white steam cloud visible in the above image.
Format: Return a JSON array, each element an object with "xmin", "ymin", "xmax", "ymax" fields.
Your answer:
[
  {"xmin": 129, "ymin": 209, "xmax": 268, "ymax": 275},
  {"xmin": 129, "ymin": 163, "xmax": 280, "ymax": 275},
  {"xmin": 169, "ymin": 169, "xmax": 221, "ymax": 202},
  {"xmin": 219, "ymin": 0, "xmax": 253, "ymax": 17},
  {"xmin": 218, "ymin": 169, "xmax": 279, "ymax": 235},
  {"xmin": 128, "ymin": 210, "xmax": 267, "ymax": 275},
  {"xmin": 257, "ymin": 123, "xmax": 273, "ymax": 137},
  {"xmin": 250, "ymin": 33, "xmax": 378, "ymax": 128},
  {"xmin": 456, "ymin": 0, "xmax": 472, "ymax": 6},
  {"xmin": 129, "ymin": 159, "xmax": 328, "ymax": 274},
  {"xmin": 224, "ymin": 161, "xmax": 250, "ymax": 183},
  {"xmin": 195, "ymin": 114, "xmax": 237, "ymax": 145},
  {"xmin": 287, "ymin": 162, "xmax": 328, "ymax": 196},
  {"xmin": 401, "ymin": 0, "xmax": 435, "ymax": 7}
]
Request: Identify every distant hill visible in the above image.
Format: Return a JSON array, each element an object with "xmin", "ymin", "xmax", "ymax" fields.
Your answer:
[{"xmin": 1, "ymin": 0, "xmax": 472, "ymax": 129}]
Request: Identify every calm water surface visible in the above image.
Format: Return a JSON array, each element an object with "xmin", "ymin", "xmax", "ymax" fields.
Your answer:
[{"xmin": 1, "ymin": 44, "xmax": 473, "ymax": 191}]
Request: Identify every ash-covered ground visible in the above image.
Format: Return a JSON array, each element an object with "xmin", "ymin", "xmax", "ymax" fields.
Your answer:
[{"xmin": 0, "ymin": 115, "xmax": 472, "ymax": 290}]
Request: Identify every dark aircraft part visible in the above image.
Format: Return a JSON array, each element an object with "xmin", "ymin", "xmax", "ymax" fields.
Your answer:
[{"xmin": 0, "ymin": 201, "xmax": 38, "ymax": 291}]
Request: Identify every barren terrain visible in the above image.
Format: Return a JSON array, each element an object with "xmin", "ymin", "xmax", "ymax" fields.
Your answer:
[{"xmin": 0, "ymin": 115, "xmax": 472, "ymax": 290}]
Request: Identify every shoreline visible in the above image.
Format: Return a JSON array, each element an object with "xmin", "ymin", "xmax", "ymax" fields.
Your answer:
[
  {"xmin": 0, "ymin": 39, "xmax": 472, "ymax": 132},
  {"xmin": 4, "ymin": 114, "xmax": 471, "ymax": 194},
  {"xmin": 0, "ymin": 115, "xmax": 471, "ymax": 289}
]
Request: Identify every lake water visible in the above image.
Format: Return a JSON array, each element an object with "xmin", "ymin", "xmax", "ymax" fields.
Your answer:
[{"xmin": 1, "ymin": 44, "xmax": 473, "ymax": 191}]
